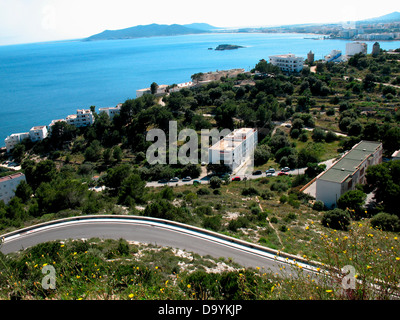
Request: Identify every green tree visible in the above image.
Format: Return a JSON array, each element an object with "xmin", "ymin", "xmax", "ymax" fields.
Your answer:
[
  {"xmin": 254, "ymin": 145, "xmax": 271, "ymax": 166},
  {"xmin": 84, "ymin": 140, "xmax": 102, "ymax": 162},
  {"xmin": 337, "ymin": 189, "xmax": 367, "ymax": 216},
  {"xmin": 14, "ymin": 180, "xmax": 33, "ymax": 203},
  {"xmin": 150, "ymin": 82, "xmax": 159, "ymax": 94},
  {"xmin": 365, "ymin": 160, "xmax": 400, "ymax": 215},
  {"xmin": 103, "ymin": 148, "xmax": 113, "ymax": 164},
  {"xmin": 118, "ymin": 174, "xmax": 146, "ymax": 205},
  {"xmin": 210, "ymin": 176, "xmax": 222, "ymax": 189},
  {"xmin": 311, "ymin": 128, "xmax": 326, "ymax": 142},
  {"xmin": 113, "ymin": 146, "xmax": 123, "ymax": 162},
  {"xmin": 12, "ymin": 144, "xmax": 25, "ymax": 163}
]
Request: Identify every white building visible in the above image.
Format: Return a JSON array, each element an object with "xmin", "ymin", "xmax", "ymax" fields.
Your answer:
[
  {"xmin": 346, "ymin": 42, "xmax": 367, "ymax": 56},
  {"xmin": 169, "ymin": 82, "xmax": 194, "ymax": 93},
  {"xmin": 315, "ymin": 141, "xmax": 382, "ymax": 208},
  {"xmin": 99, "ymin": 104, "xmax": 121, "ymax": 120},
  {"xmin": 0, "ymin": 172, "xmax": 26, "ymax": 204},
  {"xmin": 208, "ymin": 128, "xmax": 258, "ymax": 172},
  {"xmin": 4, "ymin": 132, "xmax": 30, "ymax": 153},
  {"xmin": 325, "ymin": 50, "xmax": 343, "ymax": 63},
  {"xmin": 29, "ymin": 125, "xmax": 48, "ymax": 142},
  {"xmin": 66, "ymin": 109, "xmax": 95, "ymax": 128},
  {"xmin": 269, "ymin": 54, "xmax": 304, "ymax": 73}
]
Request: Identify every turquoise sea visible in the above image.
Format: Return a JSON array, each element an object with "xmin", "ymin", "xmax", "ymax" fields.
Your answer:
[{"xmin": 1, "ymin": 33, "xmax": 400, "ymax": 147}]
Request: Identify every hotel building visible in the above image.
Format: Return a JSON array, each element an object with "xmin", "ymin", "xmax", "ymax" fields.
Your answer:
[{"xmin": 269, "ymin": 54, "xmax": 304, "ymax": 73}]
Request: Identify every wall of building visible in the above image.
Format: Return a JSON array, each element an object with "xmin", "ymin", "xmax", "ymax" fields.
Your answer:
[
  {"xmin": 0, "ymin": 173, "xmax": 26, "ymax": 205},
  {"xmin": 315, "ymin": 179, "xmax": 342, "ymax": 209}
]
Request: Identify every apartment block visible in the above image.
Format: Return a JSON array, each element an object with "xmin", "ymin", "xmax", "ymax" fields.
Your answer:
[
  {"xmin": 4, "ymin": 132, "xmax": 30, "ymax": 153},
  {"xmin": 0, "ymin": 172, "xmax": 26, "ymax": 204},
  {"xmin": 269, "ymin": 54, "xmax": 304, "ymax": 73},
  {"xmin": 208, "ymin": 128, "xmax": 258, "ymax": 172},
  {"xmin": 66, "ymin": 109, "xmax": 95, "ymax": 128},
  {"xmin": 315, "ymin": 141, "xmax": 382, "ymax": 208},
  {"xmin": 345, "ymin": 42, "xmax": 367, "ymax": 56},
  {"xmin": 29, "ymin": 125, "xmax": 48, "ymax": 142},
  {"xmin": 98, "ymin": 104, "xmax": 122, "ymax": 120}
]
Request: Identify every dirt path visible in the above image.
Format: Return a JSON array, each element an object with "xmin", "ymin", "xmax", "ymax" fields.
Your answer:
[{"xmin": 256, "ymin": 196, "xmax": 284, "ymax": 249}]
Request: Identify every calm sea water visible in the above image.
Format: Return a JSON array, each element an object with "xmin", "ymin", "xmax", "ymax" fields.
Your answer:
[{"xmin": 1, "ymin": 33, "xmax": 400, "ymax": 147}]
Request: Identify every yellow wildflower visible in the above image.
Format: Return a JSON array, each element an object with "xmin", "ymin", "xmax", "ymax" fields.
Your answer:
[
  {"xmin": 187, "ymin": 284, "xmax": 191, "ymax": 289},
  {"xmin": 129, "ymin": 293, "xmax": 134, "ymax": 299},
  {"xmin": 326, "ymin": 290, "xmax": 333, "ymax": 293},
  {"xmin": 395, "ymin": 257, "xmax": 400, "ymax": 261}
]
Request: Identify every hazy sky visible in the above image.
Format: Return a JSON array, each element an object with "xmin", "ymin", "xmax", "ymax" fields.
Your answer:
[{"xmin": 0, "ymin": 0, "xmax": 399, "ymax": 45}]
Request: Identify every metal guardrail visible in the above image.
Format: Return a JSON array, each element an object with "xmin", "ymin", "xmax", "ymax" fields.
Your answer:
[{"xmin": 0, "ymin": 214, "xmax": 322, "ymax": 269}]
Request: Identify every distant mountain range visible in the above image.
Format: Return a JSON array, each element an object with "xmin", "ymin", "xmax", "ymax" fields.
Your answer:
[
  {"xmin": 358, "ymin": 11, "xmax": 400, "ymax": 24},
  {"xmin": 85, "ymin": 23, "xmax": 220, "ymax": 41},
  {"xmin": 85, "ymin": 12, "xmax": 400, "ymax": 42}
]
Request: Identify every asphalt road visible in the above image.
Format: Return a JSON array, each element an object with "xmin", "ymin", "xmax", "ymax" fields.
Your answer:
[{"xmin": 0, "ymin": 218, "xmax": 316, "ymax": 275}]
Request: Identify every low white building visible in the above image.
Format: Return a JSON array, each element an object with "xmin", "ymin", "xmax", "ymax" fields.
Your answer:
[
  {"xmin": 66, "ymin": 109, "xmax": 95, "ymax": 128},
  {"xmin": 315, "ymin": 141, "xmax": 382, "ymax": 208},
  {"xmin": 208, "ymin": 128, "xmax": 258, "ymax": 172},
  {"xmin": 169, "ymin": 82, "xmax": 194, "ymax": 93},
  {"xmin": 0, "ymin": 172, "xmax": 26, "ymax": 204},
  {"xmin": 269, "ymin": 54, "xmax": 304, "ymax": 73},
  {"xmin": 346, "ymin": 42, "xmax": 367, "ymax": 56},
  {"xmin": 98, "ymin": 104, "xmax": 121, "ymax": 120},
  {"xmin": 325, "ymin": 50, "xmax": 343, "ymax": 63},
  {"xmin": 29, "ymin": 125, "xmax": 48, "ymax": 142},
  {"xmin": 4, "ymin": 132, "xmax": 30, "ymax": 153}
]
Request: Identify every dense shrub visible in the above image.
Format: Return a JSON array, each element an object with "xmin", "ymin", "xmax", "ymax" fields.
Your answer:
[
  {"xmin": 312, "ymin": 200, "xmax": 325, "ymax": 211},
  {"xmin": 241, "ymin": 187, "xmax": 259, "ymax": 196},
  {"xmin": 321, "ymin": 208, "xmax": 351, "ymax": 231},
  {"xmin": 370, "ymin": 212, "xmax": 400, "ymax": 232}
]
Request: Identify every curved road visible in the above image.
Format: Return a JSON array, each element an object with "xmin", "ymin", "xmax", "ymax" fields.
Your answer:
[{"xmin": 0, "ymin": 217, "xmax": 318, "ymax": 275}]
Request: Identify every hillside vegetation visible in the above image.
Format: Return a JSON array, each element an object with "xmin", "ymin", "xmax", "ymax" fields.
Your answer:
[{"xmin": 1, "ymin": 48, "xmax": 400, "ymax": 299}]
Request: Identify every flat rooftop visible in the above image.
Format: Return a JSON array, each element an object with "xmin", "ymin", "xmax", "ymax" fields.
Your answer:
[
  {"xmin": 318, "ymin": 141, "xmax": 382, "ymax": 183},
  {"xmin": 0, "ymin": 172, "xmax": 25, "ymax": 184},
  {"xmin": 209, "ymin": 128, "xmax": 256, "ymax": 151},
  {"xmin": 31, "ymin": 126, "xmax": 46, "ymax": 130}
]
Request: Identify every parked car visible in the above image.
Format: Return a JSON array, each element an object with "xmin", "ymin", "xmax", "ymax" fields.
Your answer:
[
  {"xmin": 169, "ymin": 177, "xmax": 179, "ymax": 182},
  {"xmin": 158, "ymin": 178, "xmax": 169, "ymax": 183},
  {"xmin": 281, "ymin": 167, "xmax": 290, "ymax": 172},
  {"xmin": 266, "ymin": 168, "xmax": 275, "ymax": 173},
  {"xmin": 278, "ymin": 172, "xmax": 288, "ymax": 176},
  {"xmin": 266, "ymin": 172, "xmax": 274, "ymax": 177},
  {"xmin": 252, "ymin": 170, "xmax": 262, "ymax": 175},
  {"xmin": 201, "ymin": 161, "xmax": 206, "ymax": 166},
  {"xmin": 182, "ymin": 176, "xmax": 192, "ymax": 182},
  {"xmin": 232, "ymin": 176, "xmax": 241, "ymax": 181}
]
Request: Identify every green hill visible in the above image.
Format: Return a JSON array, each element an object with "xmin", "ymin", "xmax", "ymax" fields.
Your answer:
[{"xmin": 85, "ymin": 23, "xmax": 209, "ymax": 41}]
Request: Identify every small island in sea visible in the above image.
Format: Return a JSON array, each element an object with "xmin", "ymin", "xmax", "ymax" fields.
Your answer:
[{"xmin": 214, "ymin": 44, "xmax": 244, "ymax": 51}]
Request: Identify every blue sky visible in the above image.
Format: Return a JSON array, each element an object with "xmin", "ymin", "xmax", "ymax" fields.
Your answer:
[{"xmin": 0, "ymin": 0, "xmax": 399, "ymax": 45}]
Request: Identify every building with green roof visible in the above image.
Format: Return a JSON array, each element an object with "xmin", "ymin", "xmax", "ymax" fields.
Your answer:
[{"xmin": 315, "ymin": 141, "xmax": 382, "ymax": 208}]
